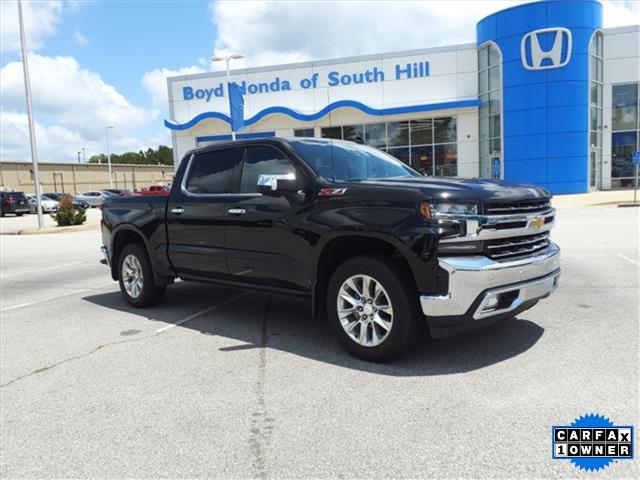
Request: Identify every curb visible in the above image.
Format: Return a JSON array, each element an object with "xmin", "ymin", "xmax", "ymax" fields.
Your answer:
[{"xmin": 11, "ymin": 222, "xmax": 100, "ymax": 235}]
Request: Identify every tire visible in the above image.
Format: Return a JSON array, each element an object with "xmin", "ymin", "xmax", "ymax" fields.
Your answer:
[
  {"xmin": 118, "ymin": 243, "xmax": 166, "ymax": 308},
  {"xmin": 326, "ymin": 254, "xmax": 422, "ymax": 362},
  {"xmin": 15, "ymin": 213, "xmax": 23, "ymax": 217}
]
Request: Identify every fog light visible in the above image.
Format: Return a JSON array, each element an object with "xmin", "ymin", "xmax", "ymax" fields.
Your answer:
[{"xmin": 484, "ymin": 296, "xmax": 499, "ymax": 309}]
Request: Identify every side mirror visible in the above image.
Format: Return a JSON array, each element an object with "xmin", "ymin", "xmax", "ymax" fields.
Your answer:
[{"xmin": 257, "ymin": 173, "xmax": 298, "ymax": 195}]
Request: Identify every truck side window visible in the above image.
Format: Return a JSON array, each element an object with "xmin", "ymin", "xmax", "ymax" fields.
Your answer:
[
  {"xmin": 240, "ymin": 146, "xmax": 296, "ymax": 193},
  {"xmin": 186, "ymin": 148, "xmax": 242, "ymax": 194}
]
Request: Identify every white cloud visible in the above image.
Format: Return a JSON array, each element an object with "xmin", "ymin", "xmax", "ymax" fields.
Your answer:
[
  {"xmin": 0, "ymin": 0, "xmax": 63, "ymax": 53},
  {"xmin": 209, "ymin": 0, "xmax": 531, "ymax": 69},
  {"xmin": 72, "ymin": 28, "xmax": 89, "ymax": 45},
  {"xmin": 209, "ymin": 0, "xmax": 640, "ymax": 69},
  {"xmin": 603, "ymin": 0, "xmax": 640, "ymax": 28},
  {"xmin": 141, "ymin": 66, "xmax": 206, "ymax": 108},
  {"xmin": 0, "ymin": 54, "xmax": 160, "ymax": 161}
]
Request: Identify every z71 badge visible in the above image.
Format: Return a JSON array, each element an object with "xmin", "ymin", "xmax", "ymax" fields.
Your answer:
[{"xmin": 318, "ymin": 188, "xmax": 348, "ymax": 196}]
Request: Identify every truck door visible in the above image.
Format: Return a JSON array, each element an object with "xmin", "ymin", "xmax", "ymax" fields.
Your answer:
[
  {"xmin": 166, "ymin": 147, "xmax": 244, "ymax": 280},
  {"xmin": 225, "ymin": 145, "xmax": 309, "ymax": 291}
]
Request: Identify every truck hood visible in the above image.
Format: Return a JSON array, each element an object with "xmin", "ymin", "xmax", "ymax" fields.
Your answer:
[{"xmin": 357, "ymin": 176, "xmax": 550, "ymax": 203}]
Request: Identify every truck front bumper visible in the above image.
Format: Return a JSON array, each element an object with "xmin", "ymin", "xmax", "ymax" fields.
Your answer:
[{"xmin": 421, "ymin": 242, "xmax": 560, "ymax": 337}]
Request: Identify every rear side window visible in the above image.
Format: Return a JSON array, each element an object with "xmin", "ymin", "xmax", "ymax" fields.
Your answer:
[
  {"xmin": 239, "ymin": 146, "xmax": 296, "ymax": 193},
  {"xmin": 186, "ymin": 148, "xmax": 243, "ymax": 194},
  {"xmin": 8, "ymin": 192, "xmax": 27, "ymax": 201}
]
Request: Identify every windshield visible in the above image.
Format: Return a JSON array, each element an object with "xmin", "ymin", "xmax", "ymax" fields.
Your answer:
[{"xmin": 289, "ymin": 139, "xmax": 419, "ymax": 181}]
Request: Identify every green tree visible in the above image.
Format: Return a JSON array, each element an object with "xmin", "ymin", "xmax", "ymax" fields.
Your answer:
[{"xmin": 88, "ymin": 146, "xmax": 172, "ymax": 165}]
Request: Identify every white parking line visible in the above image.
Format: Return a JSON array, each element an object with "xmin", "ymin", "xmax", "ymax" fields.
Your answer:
[
  {"xmin": 154, "ymin": 293, "xmax": 248, "ymax": 333},
  {"xmin": 1, "ymin": 261, "xmax": 85, "ymax": 279},
  {"xmin": 617, "ymin": 253, "xmax": 640, "ymax": 267},
  {"xmin": 0, "ymin": 283, "xmax": 114, "ymax": 313}
]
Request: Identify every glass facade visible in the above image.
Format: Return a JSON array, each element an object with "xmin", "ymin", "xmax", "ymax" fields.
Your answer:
[
  {"xmin": 294, "ymin": 128, "xmax": 315, "ymax": 138},
  {"xmin": 589, "ymin": 31, "xmax": 604, "ymax": 188},
  {"xmin": 611, "ymin": 82, "xmax": 639, "ymax": 188},
  {"xmin": 320, "ymin": 118, "xmax": 458, "ymax": 176},
  {"xmin": 478, "ymin": 42, "xmax": 502, "ymax": 178}
]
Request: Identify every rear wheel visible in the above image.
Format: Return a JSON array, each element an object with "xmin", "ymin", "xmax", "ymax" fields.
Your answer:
[
  {"xmin": 15, "ymin": 213, "xmax": 23, "ymax": 217},
  {"xmin": 118, "ymin": 243, "xmax": 166, "ymax": 308},
  {"xmin": 327, "ymin": 255, "xmax": 422, "ymax": 361}
]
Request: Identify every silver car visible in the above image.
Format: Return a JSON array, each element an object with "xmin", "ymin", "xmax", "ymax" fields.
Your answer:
[
  {"xmin": 26, "ymin": 194, "xmax": 59, "ymax": 213},
  {"xmin": 76, "ymin": 191, "xmax": 117, "ymax": 207}
]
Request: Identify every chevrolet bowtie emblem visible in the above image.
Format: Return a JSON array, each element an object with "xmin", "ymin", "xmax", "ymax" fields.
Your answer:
[{"xmin": 530, "ymin": 217, "xmax": 545, "ymax": 229}]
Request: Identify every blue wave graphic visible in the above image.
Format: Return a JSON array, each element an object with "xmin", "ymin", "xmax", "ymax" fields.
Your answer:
[{"xmin": 164, "ymin": 99, "xmax": 481, "ymax": 131}]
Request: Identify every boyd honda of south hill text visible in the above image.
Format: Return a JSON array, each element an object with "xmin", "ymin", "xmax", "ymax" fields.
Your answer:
[{"xmin": 100, "ymin": 138, "xmax": 560, "ymax": 361}]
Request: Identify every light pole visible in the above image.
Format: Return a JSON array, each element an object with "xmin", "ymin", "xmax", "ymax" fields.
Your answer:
[
  {"xmin": 210, "ymin": 54, "xmax": 243, "ymax": 140},
  {"xmin": 17, "ymin": 0, "xmax": 43, "ymax": 229},
  {"xmin": 82, "ymin": 147, "xmax": 86, "ymax": 163},
  {"xmin": 105, "ymin": 126, "xmax": 114, "ymax": 188},
  {"xmin": 77, "ymin": 151, "xmax": 81, "ymax": 163}
]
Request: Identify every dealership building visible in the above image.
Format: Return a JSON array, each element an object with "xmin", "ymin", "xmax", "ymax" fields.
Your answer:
[{"xmin": 166, "ymin": 0, "xmax": 639, "ymax": 194}]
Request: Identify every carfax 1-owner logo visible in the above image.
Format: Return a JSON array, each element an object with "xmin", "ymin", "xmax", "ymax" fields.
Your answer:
[{"xmin": 552, "ymin": 414, "xmax": 634, "ymax": 472}]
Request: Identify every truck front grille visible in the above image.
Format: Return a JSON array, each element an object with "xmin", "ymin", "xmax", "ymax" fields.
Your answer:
[
  {"xmin": 485, "ymin": 232, "xmax": 550, "ymax": 261},
  {"xmin": 484, "ymin": 198, "xmax": 551, "ymax": 215}
]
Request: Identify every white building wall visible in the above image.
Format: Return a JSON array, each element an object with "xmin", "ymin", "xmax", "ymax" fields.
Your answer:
[{"xmin": 602, "ymin": 26, "xmax": 640, "ymax": 189}]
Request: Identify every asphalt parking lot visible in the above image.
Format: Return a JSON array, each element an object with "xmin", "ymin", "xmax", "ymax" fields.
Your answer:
[{"xmin": 0, "ymin": 205, "xmax": 638, "ymax": 479}]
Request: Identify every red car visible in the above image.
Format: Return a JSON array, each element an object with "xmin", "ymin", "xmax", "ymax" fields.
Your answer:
[{"xmin": 134, "ymin": 185, "xmax": 171, "ymax": 196}]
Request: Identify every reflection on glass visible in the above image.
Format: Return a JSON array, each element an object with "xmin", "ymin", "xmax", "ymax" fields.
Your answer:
[
  {"xmin": 411, "ymin": 119, "xmax": 433, "ymax": 145},
  {"xmin": 321, "ymin": 127, "xmax": 341, "ymax": 139},
  {"xmin": 387, "ymin": 147, "xmax": 410, "ymax": 165},
  {"xmin": 435, "ymin": 144, "xmax": 457, "ymax": 176},
  {"xmin": 434, "ymin": 118, "xmax": 457, "ymax": 144},
  {"xmin": 387, "ymin": 121, "xmax": 409, "ymax": 147},
  {"xmin": 411, "ymin": 145, "xmax": 433, "ymax": 174},
  {"xmin": 342, "ymin": 125, "xmax": 364, "ymax": 143},
  {"xmin": 364, "ymin": 123, "xmax": 386, "ymax": 148}
]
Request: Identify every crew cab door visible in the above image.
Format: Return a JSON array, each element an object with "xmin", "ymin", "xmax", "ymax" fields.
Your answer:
[
  {"xmin": 166, "ymin": 147, "xmax": 243, "ymax": 280},
  {"xmin": 225, "ymin": 145, "xmax": 309, "ymax": 291}
]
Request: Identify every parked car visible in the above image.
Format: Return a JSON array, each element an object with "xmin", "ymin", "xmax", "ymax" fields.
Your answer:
[
  {"xmin": 103, "ymin": 188, "xmax": 135, "ymax": 196},
  {"xmin": 1, "ymin": 191, "xmax": 31, "ymax": 217},
  {"xmin": 76, "ymin": 190, "xmax": 117, "ymax": 207},
  {"xmin": 26, "ymin": 194, "xmax": 60, "ymax": 213},
  {"xmin": 100, "ymin": 138, "xmax": 560, "ymax": 361},
  {"xmin": 134, "ymin": 185, "xmax": 170, "ymax": 195},
  {"xmin": 43, "ymin": 192, "xmax": 89, "ymax": 209}
]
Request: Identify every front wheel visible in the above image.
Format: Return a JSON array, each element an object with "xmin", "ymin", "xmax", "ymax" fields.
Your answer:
[
  {"xmin": 15, "ymin": 213, "xmax": 24, "ymax": 217},
  {"xmin": 118, "ymin": 243, "xmax": 166, "ymax": 308},
  {"xmin": 327, "ymin": 255, "xmax": 422, "ymax": 362}
]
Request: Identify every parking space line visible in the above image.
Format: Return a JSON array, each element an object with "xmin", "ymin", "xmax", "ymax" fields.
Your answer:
[
  {"xmin": 154, "ymin": 293, "xmax": 248, "ymax": 333},
  {"xmin": 617, "ymin": 253, "xmax": 640, "ymax": 267},
  {"xmin": 0, "ymin": 283, "xmax": 114, "ymax": 313},
  {"xmin": 1, "ymin": 261, "xmax": 85, "ymax": 279}
]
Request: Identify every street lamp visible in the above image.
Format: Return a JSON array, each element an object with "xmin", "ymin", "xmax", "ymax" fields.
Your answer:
[
  {"xmin": 105, "ymin": 126, "xmax": 114, "ymax": 188},
  {"xmin": 82, "ymin": 147, "xmax": 86, "ymax": 163},
  {"xmin": 17, "ymin": 0, "xmax": 43, "ymax": 229},
  {"xmin": 210, "ymin": 54, "xmax": 243, "ymax": 140},
  {"xmin": 77, "ymin": 151, "xmax": 81, "ymax": 163}
]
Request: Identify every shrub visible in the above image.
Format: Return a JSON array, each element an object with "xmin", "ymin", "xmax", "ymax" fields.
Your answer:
[{"xmin": 51, "ymin": 193, "xmax": 86, "ymax": 227}]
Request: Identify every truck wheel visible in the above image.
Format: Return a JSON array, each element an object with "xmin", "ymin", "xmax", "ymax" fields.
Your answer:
[
  {"xmin": 327, "ymin": 255, "xmax": 422, "ymax": 362},
  {"xmin": 118, "ymin": 243, "xmax": 166, "ymax": 308}
]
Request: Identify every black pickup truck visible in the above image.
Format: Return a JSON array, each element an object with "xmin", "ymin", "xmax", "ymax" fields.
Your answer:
[{"xmin": 100, "ymin": 137, "xmax": 560, "ymax": 361}]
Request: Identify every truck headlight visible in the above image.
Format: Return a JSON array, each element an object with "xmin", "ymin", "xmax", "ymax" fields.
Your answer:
[{"xmin": 429, "ymin": 203, "xmax": 478, "ymax": 216}]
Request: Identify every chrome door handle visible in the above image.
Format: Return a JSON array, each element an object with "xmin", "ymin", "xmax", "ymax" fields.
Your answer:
[
  {"xmin": 227, "ymin": 208, "xmax": 246, "ymax": 215},
  {"xmin": 170, "ymin": 207, "xmax": 184, "ymax": 215}
]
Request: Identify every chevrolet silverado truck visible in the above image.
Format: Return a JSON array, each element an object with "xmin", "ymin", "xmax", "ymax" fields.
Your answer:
[{"xmin": 100, "ymin": 138, "xmax": 560, "ymax": 361}]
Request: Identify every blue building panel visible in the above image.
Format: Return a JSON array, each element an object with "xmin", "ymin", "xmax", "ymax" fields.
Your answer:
[
  {"xmin": 504, "ymin": 135, "xmax": 548, "ymax": 161},
  {"xmin": 477, "ymin": 0, "xmax": 602, "ymax": 194}
]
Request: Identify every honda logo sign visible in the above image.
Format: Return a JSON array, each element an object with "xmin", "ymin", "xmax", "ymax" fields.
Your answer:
[{"xmin": 521, "ymin": 28, "xmax": 572, "ymax": 70}]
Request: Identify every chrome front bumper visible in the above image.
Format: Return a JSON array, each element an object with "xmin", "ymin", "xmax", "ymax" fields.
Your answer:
[{"xmin": 421, "ymin": 242, "xmax": 560, "ymax": 321}]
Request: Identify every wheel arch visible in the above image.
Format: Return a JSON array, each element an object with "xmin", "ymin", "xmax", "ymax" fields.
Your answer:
[{"xmin": 311, "ymin": 233, "xmax": 421, "ymax": 320}]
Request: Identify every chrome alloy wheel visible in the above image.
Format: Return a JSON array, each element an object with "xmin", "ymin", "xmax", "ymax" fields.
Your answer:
[
  {"xmin": 337, "ymin": 274, "xmax": 394, "ymax": 347},
  {"xmin": 122, "ymin": 254, "xmax": 144, "ymax": 299}
]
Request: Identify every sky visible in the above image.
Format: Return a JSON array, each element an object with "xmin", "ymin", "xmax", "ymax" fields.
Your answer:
[{"xmin": 1, "ymin": 0, "xmax": 638, "ymax": 163}]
